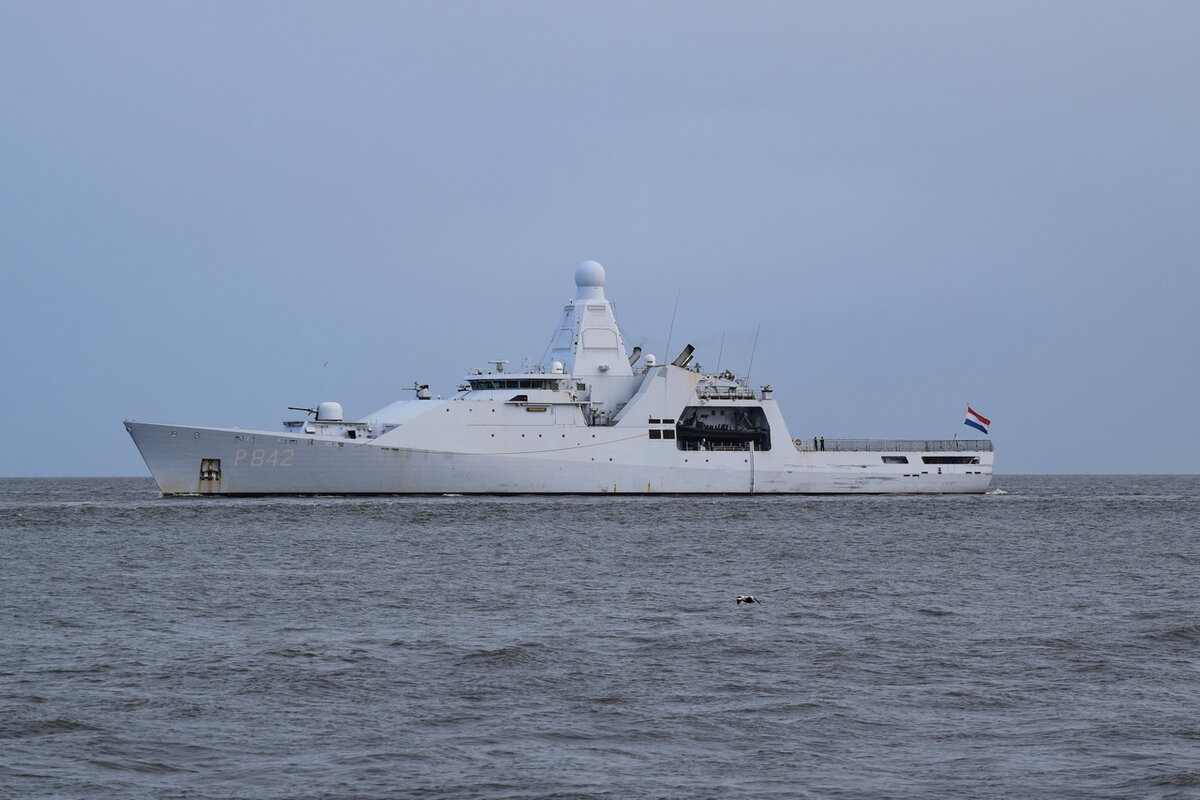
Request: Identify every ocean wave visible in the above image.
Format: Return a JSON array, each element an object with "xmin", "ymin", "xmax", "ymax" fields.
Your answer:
[
  {"xmin": 459, "ymin": 642, "xmax": 551, "ymax": 667},
  {"xmin": 0, "ymin": 717, "xmax": 103, "ymax": 739}
]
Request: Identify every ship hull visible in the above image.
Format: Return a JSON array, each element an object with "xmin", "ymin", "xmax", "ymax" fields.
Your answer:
[{"xmin": 125, "ymin": 421, "xmax": 993, "ymax": 496}]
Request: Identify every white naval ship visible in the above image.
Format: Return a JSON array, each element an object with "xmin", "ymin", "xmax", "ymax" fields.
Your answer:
[{"xmin": 125, "ymin": 261, "xmax": 993, "ymax": 495}]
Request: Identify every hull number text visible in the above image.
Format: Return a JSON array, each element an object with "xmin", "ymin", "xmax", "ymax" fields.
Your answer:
[{"xmin": 234, "ymin": 448, "xmax": 294, "ymax": 467}]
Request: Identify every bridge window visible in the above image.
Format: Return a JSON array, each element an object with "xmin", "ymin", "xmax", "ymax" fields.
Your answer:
[{"xmin": 470, "ymin": 378, "xmax": 560, "ymax": 391}]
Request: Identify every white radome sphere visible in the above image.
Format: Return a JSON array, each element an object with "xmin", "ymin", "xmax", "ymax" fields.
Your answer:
[{"xmin": 575, "ymin": 260, "xmax": 606, "ymax": 288}]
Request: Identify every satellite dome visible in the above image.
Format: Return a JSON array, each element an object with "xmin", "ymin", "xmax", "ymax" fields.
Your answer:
[{"xmin": 575, "ymin": 260, "xmax": 606, "ymax": 288}]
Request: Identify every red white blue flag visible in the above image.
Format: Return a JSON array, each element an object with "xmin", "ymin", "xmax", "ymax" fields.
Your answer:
[{"xmin": 964, "ymin": 406, "xmax": 991, "ymax": 435}]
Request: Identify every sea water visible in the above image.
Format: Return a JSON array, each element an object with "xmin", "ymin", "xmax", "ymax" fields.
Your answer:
[{"xmin": 2, "ymin": 475, "xmax": 1198, "ymax": 799}]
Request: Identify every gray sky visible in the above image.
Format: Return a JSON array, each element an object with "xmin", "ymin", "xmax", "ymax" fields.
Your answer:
[{"xmin": 2, "ymin": 0, "xmax": 1197, "ymax": 476}]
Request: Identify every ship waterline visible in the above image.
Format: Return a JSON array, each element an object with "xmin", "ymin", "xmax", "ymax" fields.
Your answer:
[{"xmin": 126, "ymin": 262, "xmax": 993, "ymax": 495}]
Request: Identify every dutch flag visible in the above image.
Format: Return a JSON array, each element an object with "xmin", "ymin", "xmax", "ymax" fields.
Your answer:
[{"xmin": 964, "ymin": 407, "xmax": 991, "ymax": 435}]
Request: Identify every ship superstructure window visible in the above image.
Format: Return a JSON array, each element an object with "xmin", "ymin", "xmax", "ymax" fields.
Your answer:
[
  {"xmin": 469, "ymin": 378, "xmax": 560, "ymax": 391},
  {"xmin": 882, "ymin": 456, "xmax": 908, "ymax": 464},
  {"xmin": 921, "ymin": 456, "xmax": 980, "ymax": 465},
  {"xmin": 675, "ymin": 406, "xmax": 770, "ymax": 451}
]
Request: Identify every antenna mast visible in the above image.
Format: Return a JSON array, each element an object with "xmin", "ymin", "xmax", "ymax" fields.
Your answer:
[
  {"xmin": 663, "ymin": 288, "xmax": 681, "ymax": 361},
  {"xmin": 746, "ymin": 324, "xmax": 761, "ymax": 382}
]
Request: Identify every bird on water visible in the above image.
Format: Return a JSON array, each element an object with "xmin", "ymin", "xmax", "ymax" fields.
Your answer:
[{"xmin": 736, "ymin": 595, "xmax": 762, "ymax": 605}]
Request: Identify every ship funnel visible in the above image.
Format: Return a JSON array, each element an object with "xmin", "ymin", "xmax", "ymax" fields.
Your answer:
[
  {"xmin": 671, "ymin": 344, "xmax": 695, "ymax": 368},
  {"xmin": 628, "ymin": 346, "xmax": 642, "ymax": 367}
]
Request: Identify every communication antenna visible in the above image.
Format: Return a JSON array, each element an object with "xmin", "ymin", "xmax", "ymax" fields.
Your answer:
[
  {"xmin": 746, "ymin": 324, "xmax": 761, "ymax": 382},
  {"xmin": 663, "ymin": 288, "xmax": 682, "ymax": 361},
  {"xmin": 716, "ymin": 331, "xmax": 726, "ymax": 371}
]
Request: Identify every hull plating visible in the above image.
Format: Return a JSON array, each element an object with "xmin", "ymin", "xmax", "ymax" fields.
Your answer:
[{"xmin": 126, "ymin": 421, "xmax": 992, "ymax": 496}]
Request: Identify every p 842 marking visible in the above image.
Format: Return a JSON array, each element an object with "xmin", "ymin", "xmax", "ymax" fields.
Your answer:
[{"xmin": 234, "ymin": 448, "xmax": 294, "ymax": 467}]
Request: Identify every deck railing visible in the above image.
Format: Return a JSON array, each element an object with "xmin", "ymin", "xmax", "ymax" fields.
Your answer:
[
  {"xmin": 793, "ymin": 438, "xmax": 993, "ymax": 453},
  {"xmin": 696, "ymin": 387, "xmax": 758, "ymax": 400}
]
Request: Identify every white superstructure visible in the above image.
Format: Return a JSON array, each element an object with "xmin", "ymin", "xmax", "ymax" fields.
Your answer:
[{"xmin": 125, "ymin": 261, "xmax": 993, "ymax": 495}]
